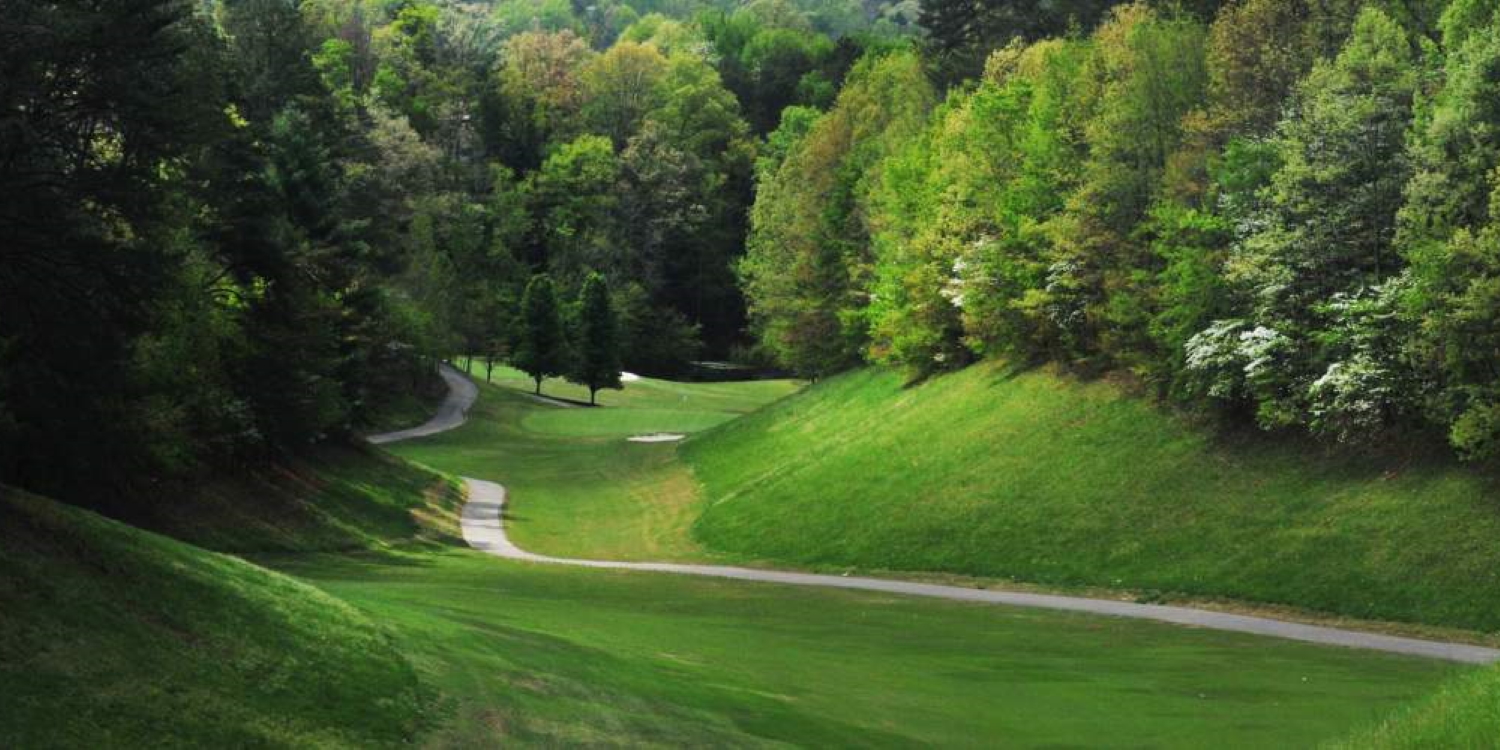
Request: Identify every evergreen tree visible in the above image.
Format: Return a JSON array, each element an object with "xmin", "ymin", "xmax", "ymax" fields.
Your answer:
[
  {"xmin": 920, "ymin": 0, "xmax": 1118, "ymax": 83},
  {"xmin": 514, "ymin": 274, "xmax": 570, "ymax": 395},
  {"xmin": 569, "ymin": 273, "xmax": 623, "ymax": 405}
]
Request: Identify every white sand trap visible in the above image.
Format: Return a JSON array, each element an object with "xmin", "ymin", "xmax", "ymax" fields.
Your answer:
[
  {"xmin": 621, "ymin": 371, "xmax": 642, "ymax": 382},
  {"xmin": 627, "ymin": 433, "xmax": 685, "ymax": 443}
]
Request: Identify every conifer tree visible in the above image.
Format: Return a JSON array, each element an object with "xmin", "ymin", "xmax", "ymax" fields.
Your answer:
[
  {"xmin": 569, "ymin": 272, "xmax": 623, "ymax": 405},
  {"xmin": 514, "ymin": 274, "xmax": 569, "ymax": 395}
]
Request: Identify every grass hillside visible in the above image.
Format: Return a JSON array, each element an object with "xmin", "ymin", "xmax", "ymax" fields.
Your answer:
[
  {"xmin": 1335, "ymin": 667, "xmax": 1500, "ymax": 748},
  {"xmin": 377, "ymin": 369, "xmax": 1470, "ymax": 745},
  {"xmin": 0, "ymin": 486, "xmax": 428, "ymax": 748},
  {"xmin": 5, "ymin": 367, "xmax": 1480, "ymax": 747},
  {"xmin": 685, "ymin": 363, "xmax": 1500, "ymax": 633},
  {"xmin": 385, "ymin": 363, "xmax": 801, "ymax": 561},
  {"xmin": 130, "ymin": 445, "xmax": 466, "ymax": 555}
]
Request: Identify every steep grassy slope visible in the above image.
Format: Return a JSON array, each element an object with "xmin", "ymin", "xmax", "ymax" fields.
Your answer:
[
  {"xmin": 375, "ymin": 370, "xmax": 1467, "ymax": 746},
  {"xmin": 685, "ymin": 364, "xmax": 1500, "ymax": 632},
  {"xmin": 1335, "ymin": 667, "xmax": 1500, "ymax": 748},
  {"xmin": 131, "ymin": 445, "xmax": 466, "ymax": 554},
  {"xmin": 5, "ymin": 366, "xmax": 1478, "ymax": 747},
  {"xmin": 0, "ymin": 487, "xmax": 428, "ymax": 748}
]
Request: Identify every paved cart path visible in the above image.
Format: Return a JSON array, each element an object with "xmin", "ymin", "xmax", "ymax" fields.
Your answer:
[
  {"xmin": 367, "ymin": 364, "xmax": 478, "ymax": 445},
  {"xmin": 373, "ymin": 368, "xmax": 1500, "ymax": 665}
]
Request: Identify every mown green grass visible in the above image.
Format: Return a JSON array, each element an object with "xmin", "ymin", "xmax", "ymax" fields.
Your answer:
[
  {"xmin": 0, "ymin": 487, "xmax": 429, "ymax": 748},
  {"xmin": 377, "ymin": 365, "xmax": 1486, "ymax": 745},
  {"xmin": 274, "ymin": 547, "xmax": 1460, "ymax": 748},
  {"xmin": 685, "ymin": 364, "xmax": 1500, "ymax": 633},
  {"xmin": 10, "ymin": 365, "xmax": 1484, "ymax": 746},
  {"xmin": 388, "ymin": 364, "xmax": 799, "ymax": 561}
]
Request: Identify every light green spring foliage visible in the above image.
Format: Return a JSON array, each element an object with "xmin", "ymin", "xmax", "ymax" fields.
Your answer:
[
  {"xmin": 1397, "ymin": 0, "xmax": 1500, "ymax": 456},
  {"xmin": 866, "ymin": 42, "xmax": 1047, "ymax": 371},
  {"xmin": 740, "ymin": 49, "xmax": 936, "ymax": 378},
  {"xmin": 860, "ymin": 4, "xmax": 1212, "ymax": 377},
  {"xmin": 740, "ymin": 0, "xmax": 1500, "ymax": 458}
]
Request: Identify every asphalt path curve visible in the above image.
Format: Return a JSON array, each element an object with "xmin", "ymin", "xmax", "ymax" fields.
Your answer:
[
  {"xmin": 372, "ymin": 366, "xmax": 1500, "ymax": 665},
  {"xmin": 367, "ymin": 363, "xmax": 477, "ymax": 445}
]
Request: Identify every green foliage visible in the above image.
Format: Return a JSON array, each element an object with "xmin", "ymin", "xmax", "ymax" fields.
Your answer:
[
  {"xmin": 514, "ymin": 274, "xmax": 571, "ymax": 393},
  {"xmin": 920, "ymin": 0, "xmax": 1116, "ymax": 83},
  {"xmin": 530, "ymin": 134, "xmax": 621, "ymax": 282},
  {"xmin": 741, "ymin": 49, "xmax": 936, "ymax": 378},
  {"xmin": 582, "ymin": 41, "xmax": 671, "ymax": 147},
  {"xmin": 568, "ymin": 273, "xmax": 623, "ymax": 403},
  {"xmin": 753, "ymin": 0, "xmax": 1500, "ymax": 458},
  {"xmin": 612, "ymin": 281, "xmax": 704, "ymax": 375},
  {"xmin": 1197, "ymin": 7, "xmax": 1419, "ymax": 433}
]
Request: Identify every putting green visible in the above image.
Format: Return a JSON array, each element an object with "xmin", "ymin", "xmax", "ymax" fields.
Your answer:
[{"xmin": 522, "ymin": 407, "xmax": 734, "ymax": 437}]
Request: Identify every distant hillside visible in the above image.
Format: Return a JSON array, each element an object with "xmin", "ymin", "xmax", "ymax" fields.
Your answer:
[{"xmin": 685, "ymin": 363, "xmax": 1500, "ymax": 632}]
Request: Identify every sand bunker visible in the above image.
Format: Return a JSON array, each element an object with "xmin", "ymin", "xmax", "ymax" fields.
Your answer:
[{"xmin": 627, "ymin": 433, "xmax": 686, "ymax": 443}]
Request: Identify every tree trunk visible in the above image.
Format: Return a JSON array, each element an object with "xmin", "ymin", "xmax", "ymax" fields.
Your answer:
[
  {"xmin": 534, "ymin": 377, "xmax": 542, "ymax": 395},
  {"xmin": 589, "ymin": 387, "xmax": 597, "ymax": 406}
]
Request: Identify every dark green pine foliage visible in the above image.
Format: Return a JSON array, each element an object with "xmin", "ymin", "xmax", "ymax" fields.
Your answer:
[
  {"xmin": 569, "ymin": 273, "xmax": 623, "ymax": 405},
  {"xmin": 0, "ymin": 0, "xmax": 228, "ymax": 495},
  {"xmin": 514, "ymin": 274, "xmax": 570, "ymax": 395},
  {"xmin": 920, "ymin": 0, "xmax": 1120, "ymax": 83}
]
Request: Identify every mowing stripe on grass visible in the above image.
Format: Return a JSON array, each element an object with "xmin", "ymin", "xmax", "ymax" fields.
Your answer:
[
  {"xmin": 460, "ymin": 477, "xmax": 1500, "ymax": 665},
  {"xmin": 375, "ymin": 364, "xmax": 1500, "ymax": 665}
]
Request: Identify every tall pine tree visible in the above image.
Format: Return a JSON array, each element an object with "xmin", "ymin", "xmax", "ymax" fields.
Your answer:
[
  {"xmin": 569, "ymin": 273, "xmax": 622, "ymax": 405},
  {"xmin": 514, "ymin": 274, "xmax": 569, "ymax": 395}
]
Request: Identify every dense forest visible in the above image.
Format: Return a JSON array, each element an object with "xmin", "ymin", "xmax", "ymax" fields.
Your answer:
[
  {"xmin": 1, "ymin": 0, "xmax": 911, "ymax": 503},
  {"xmin": 6, "ymin": 0, "xmax": 1500, "ymax": 511},
  {"xmin": 742, "ymin": 0, "xmax": 1500, "ymax": 461}
]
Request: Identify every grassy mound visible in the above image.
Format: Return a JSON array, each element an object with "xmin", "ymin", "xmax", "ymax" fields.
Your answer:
[
  {"xmin": 132, "ymin": 445, "xmax": 465, "ymax": 554},
  {"xmin": 1335, "ymin": 666, "xmax": 1500, "ymax": 747},
  {"xmin": 0, "ymin": 486, "xmax": 428, "ymax": 748},
  {"xmin": 686, "ymin": 363, "xmax": 1500, "ymax": 632}
]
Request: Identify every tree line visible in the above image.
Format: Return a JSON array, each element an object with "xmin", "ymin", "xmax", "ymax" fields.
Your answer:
[
  {"xmin": 744, "ymin": 0, "xmax": 1500, "ymax": 459},
  {"xmin": 514, "ymin": 271, "xmax": 622, "ymax": 404},
  {"xmin": 0, "ymin": 0, "xmax": 905, "ymax": 507},
  {"xmin": 14, "ymin": 0, "xmax": 1493, "ymax": 511}
]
